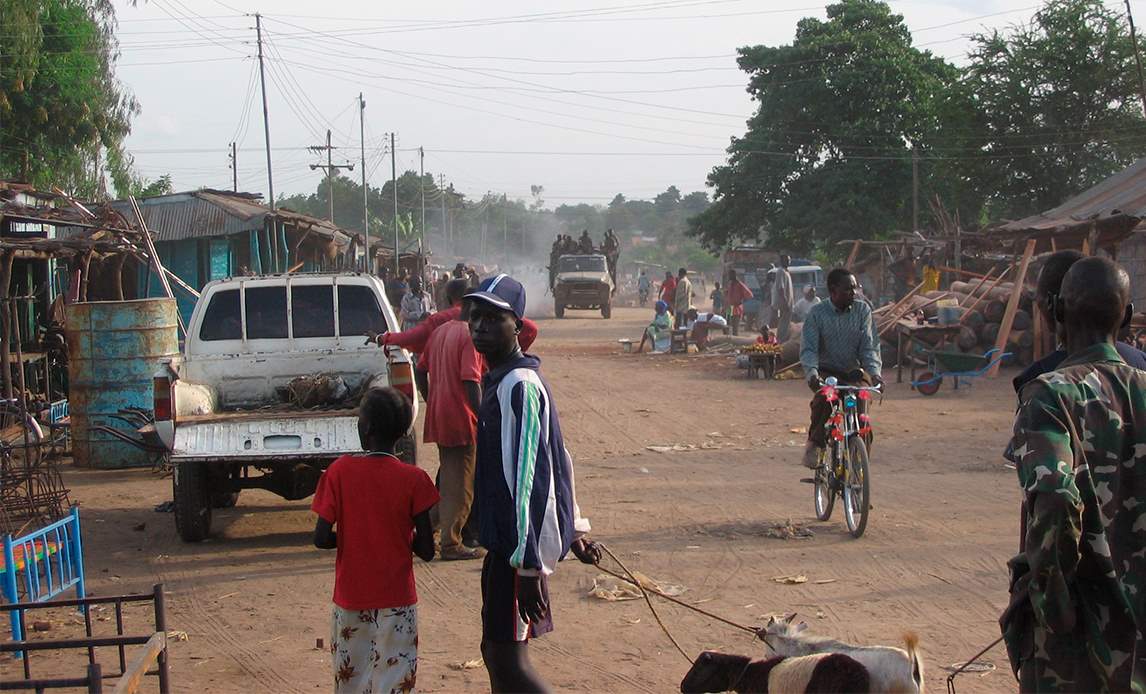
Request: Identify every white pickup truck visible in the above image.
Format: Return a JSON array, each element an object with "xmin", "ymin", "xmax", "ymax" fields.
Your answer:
[{"xmin": 151, "ymin": 273, "xmax": 417, "ymax": 542}]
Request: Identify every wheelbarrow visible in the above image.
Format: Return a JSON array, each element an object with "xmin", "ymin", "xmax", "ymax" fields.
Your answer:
[{"xmin": 911, "ymin": 348, "xmax": 1011, "ymax": 396}]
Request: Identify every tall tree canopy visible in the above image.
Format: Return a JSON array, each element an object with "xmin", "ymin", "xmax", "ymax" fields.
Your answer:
[
  {"xmin": 0, "ymin": 0, "xmax": 142, "ymax": 197},
  {"xmin": 965, "ymin": 0, "xmax": 1146, "ymax": 219},
  {"xmin": 690, "ymin": 0, "xmax": 963, "ymax": 253},
  {"xmin": 689, "ymin": 0, "xmax": 1146, "ymax": 256}
]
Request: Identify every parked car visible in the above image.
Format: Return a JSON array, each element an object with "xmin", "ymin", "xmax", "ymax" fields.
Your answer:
[{"xmin": 149, "ymin": 273, "xmax": 417, "ymax": 542}]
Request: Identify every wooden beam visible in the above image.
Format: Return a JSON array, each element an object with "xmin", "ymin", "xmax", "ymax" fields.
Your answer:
[
  {"xmin": 845, "ymin": 240, "xmax": 862, "ymax": 270},
  {"xmin": 112, "ymin": 632, "xmax": 166, "ymax": 694},
  {"xmin": 960, "ymin": 266, "xmax": 1012, "ymax": 320},
  {"xmin": 935, "ymin": 265, "xmax": 993, "ymax": 280},
  {"xmin": 988, "ymin": 238, "xmax": 1037, "ymax": 377}
]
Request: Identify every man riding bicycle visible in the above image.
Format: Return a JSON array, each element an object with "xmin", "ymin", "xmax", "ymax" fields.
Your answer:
[{"xmin": 799, "ymin": 268, "xmax": 883, "ymax": 469}]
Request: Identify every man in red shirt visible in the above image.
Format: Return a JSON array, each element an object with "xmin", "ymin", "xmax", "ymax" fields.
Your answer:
[
  {"xmin": 659, "ymin": 270, "xmax": 677, "ymax": 313},
  {"xmin": 371, "ymin": 285, "xmax": 538, "ymax": 354},
  {"xmin": 415, "ymin": 280, "xmax": 485, "ymax": 560}
]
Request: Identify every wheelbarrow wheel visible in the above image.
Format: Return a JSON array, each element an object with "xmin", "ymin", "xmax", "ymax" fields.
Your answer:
[{"xmin": 915, "ymin": 372, "xmax": 942, "ymax": 396}]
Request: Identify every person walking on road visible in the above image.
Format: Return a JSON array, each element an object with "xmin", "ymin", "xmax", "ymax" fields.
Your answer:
[
  {"xmin": 464, "ymin": 274, "xmax": 600, "ymax": 692},
  {"xmin": 772, "ymin": 255, "xmax": 795, "ymax": 342},
  {"xmin": 416, "ymin": 280, "xmax": 486, "ymax": 561},
  {"xmin": 674, "ymin": 267, "xmax": 692, "ymax": 329},
  {"xmin": 311, "ymin": 388, "xmax": 438, "ymax": 694},
  {"xmin": 725, "ymin": 270, "xmax": 753, "ymax": 336},
  {"xmin": 793, "ymin": 285, "xmax": 820, "ymax": 322},
  {"xmin": 400, "ymin": 275, "xmax": 433, "ymax": 331},
  {"xmin": 799, "ymin": 268, "xmax": 882, "ymax": 469},
  {"xmin": 1001, "ymin": 257, "xmax": 1146, "ymax": 692}
]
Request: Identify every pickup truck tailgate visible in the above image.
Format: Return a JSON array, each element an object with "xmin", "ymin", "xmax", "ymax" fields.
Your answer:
[{"xmin": 172, "ymin": 411, "xmax": 359, "ymax": 461}]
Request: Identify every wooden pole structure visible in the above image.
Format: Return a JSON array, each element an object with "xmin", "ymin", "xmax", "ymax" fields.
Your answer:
[
  {"xmin": 988, "ymin": 239, "xmax": 1037, "ymax": 377},
  {"xmin": 960, "ymin": 266, "xmax": 1012, "ymax": 321},
  {"xmin": 845, "ymin": 240, "xmax": 862, "ymax": 270}
]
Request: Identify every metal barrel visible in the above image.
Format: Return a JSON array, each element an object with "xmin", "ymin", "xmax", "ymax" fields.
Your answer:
[{"xmin": 64, "ymin": 299, "xmax": 179, "ymax": 468}]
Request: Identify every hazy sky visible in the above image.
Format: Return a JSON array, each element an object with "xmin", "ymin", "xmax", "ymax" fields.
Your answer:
[{"xmin": 113, "ymin": 0, "xmax": 1077, "ymax": 207}]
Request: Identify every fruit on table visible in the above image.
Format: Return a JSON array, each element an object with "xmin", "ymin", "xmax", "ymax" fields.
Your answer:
[{"xmin": 742, "ymin": 344, "xmax": 782, "ymax": 355}]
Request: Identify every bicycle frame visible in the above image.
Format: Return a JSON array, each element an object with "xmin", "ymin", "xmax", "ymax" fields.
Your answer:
[{"xmin": 819, "ymin": 381, "xmax": 879, "ymax": 445}]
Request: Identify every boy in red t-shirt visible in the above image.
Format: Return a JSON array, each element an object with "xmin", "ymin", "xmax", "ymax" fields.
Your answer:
[{"xmin": 312, "ymin": 388, "xmax": 438, "ymax": 693}]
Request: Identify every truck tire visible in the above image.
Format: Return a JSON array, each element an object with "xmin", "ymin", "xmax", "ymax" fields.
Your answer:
[
  {"xmin": 211, "ymin": 490, "xmax": 240, "ymax": 508},
  {"xmin": 555, "ymin": 302, "xmax": 565, "ymax": 318},
  {"xmin": 601, "ymin": 302, "xmax": 612, "ymax": 319},
  {"xmin": 174, "ymin": 461, "xmax": 212, "ymax": 542}
]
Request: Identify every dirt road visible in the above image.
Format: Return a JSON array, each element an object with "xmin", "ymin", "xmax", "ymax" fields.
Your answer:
[{"xmin": 4, "ymin": 307, "xmax": 1022, "ymax": 692}]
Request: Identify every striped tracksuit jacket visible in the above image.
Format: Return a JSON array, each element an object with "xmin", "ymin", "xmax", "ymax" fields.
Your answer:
[{"xmin": 476, "ymin": 351, "xmax": 584, "ymax": 576}]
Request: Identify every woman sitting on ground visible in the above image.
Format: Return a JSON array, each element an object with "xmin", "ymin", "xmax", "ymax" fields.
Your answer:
[{"xmin": 637, "ymin": 300, "xmax": 673, "ymax": 353}]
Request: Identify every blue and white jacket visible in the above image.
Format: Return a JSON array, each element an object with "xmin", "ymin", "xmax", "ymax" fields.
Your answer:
[{"xmin": 476, "ymin": 351, "xmax": 588, "ymax": 576}]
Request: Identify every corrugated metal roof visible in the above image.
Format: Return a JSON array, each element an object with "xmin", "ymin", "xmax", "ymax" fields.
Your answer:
[
  {"xmin": 108, "ymin": 190, "xmax": 351, "ymax": 246},
  {"xmin": 999, "ymin": 158, "xmax": 1146, "ymax": 235}
]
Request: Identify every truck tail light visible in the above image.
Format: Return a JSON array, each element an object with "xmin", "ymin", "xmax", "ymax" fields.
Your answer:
[
  {"xmin": 154, "ymin": 370, "xmax": 174, "ymax": 422},
  {"xmin": 388, "ymin": 358, "xmax": 415, "ymax": 403}
]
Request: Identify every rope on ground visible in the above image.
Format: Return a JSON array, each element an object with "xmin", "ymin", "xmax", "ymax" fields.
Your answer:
[
  {"xmin": 597, "ymin": 543, "xmax": 693, "ymax": 663},
  {"xmin": 945, "ymin": 635, "xmax": 1004, "ymax": 694},
  {"xmin": 595, "ymin": 542, "xmax": 760, "ymax": 665}
]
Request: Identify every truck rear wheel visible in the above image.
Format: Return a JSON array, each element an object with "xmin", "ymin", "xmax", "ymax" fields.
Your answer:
[
  {"xmin": 174, "ymin": 461, "xmax": 213, "ymax": 542},
  {"xmin": 555, "ymin": 302, "xmax": 565, "ymax": 318},
  {"xmin": 601, "ymin": 302, "xmax": 612, "ymax": 319}
]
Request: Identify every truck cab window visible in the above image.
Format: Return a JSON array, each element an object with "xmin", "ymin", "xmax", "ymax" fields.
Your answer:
[
  {"xmin": 245, "ymin": 286, "xmax": 288, "ymax": 339},
  {"xmin": 292, "ymin": 285, "xmax": 335, "ymax": 338},
  {"xmin": 199, "ymin": 289, "xmax": 242, "ymax": 341},
  {"xmin": 338, "ymin": 284, "xmax": 387, "ymax": 336}
]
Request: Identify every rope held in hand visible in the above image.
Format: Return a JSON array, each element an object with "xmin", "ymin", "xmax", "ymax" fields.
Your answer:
[{"xmin": 595, "ymin": 542, "xmax": 758, "ymax": 665}]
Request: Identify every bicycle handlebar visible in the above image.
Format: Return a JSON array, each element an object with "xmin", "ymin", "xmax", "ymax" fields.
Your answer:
[{"xmin": 822, "ymin": 376, "xmax": 882, "ymax": 393}]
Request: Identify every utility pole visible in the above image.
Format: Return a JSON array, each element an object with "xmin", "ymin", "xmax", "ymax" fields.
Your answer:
[
  {"xmin": 229, "ymin": 142, "xmax": 238, "ymax": 192},
  {"xmin": 1127, "ymin": 0, "xmax": 1146, "ymax": 118},
  {"xmin": 359, "ymin": 94, "xmax": 369, "ymax": 273},
  {"xmin": 255, "ymin": 13, "xmax": 274, "ymax": 209},
  {"xmin": 911, "ymin": 145, "xmax": 920, "ymax": 233},
  {"xmin": 439, "ymin": 174, "xmax": 447, "ymax": 257},
  {"xmin": 502, "ymin": 193, "xmax": 508, "ymax": 269},
  {"xmin": 308, "ymin": 129, "xmax": 353, "ymax": 225},
  {"xmin": 419, "ymin": 147, "xmax": 426, "ymax": 253},
  {"xmin": 391, "ymin": 132, "xmax": 399, "ymax": 274}
]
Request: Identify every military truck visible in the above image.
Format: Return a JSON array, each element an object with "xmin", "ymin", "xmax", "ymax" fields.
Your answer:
[{"xmin": 553, "ymin": 254, "xmax": 614, "ymax": 319}]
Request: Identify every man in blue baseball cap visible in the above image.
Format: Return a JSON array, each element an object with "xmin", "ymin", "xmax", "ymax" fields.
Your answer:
[{"xmin": 464, "ymin": 274, "xmax": 600, "ymax": 692}]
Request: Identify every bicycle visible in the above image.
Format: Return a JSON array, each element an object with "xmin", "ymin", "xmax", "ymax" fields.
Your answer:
[{"xmin": 811, "ymin": 376, "xmax": 881, "ymax": 538}]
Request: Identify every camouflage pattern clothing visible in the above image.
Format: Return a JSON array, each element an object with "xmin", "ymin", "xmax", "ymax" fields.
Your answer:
[{"xmin": 1002, "ymin": 343, "xmax": 1146, "ymax": 692}]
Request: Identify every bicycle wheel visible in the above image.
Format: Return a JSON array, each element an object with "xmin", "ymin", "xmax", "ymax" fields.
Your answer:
[
  {"xmin": 843, "ymin": 436, "xmax": 871, "ymax": 538},
  {"xmin": 813, "ymin": 449, "xmax": 834, "ymax": 521}
]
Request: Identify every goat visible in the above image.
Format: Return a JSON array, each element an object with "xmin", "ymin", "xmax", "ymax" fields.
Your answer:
[
  {"xmin": 680, "ymin": 650, "xmax": 870, "ymax": 693},
  {"xmin": 758, "ymin": 614, "xmax": 924, "ymax": 694}
]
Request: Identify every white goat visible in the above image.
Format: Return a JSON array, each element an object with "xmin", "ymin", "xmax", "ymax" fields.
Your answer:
[{"xmin": 758, "ymin": 614, "xmax": 924, "ymax": 693}]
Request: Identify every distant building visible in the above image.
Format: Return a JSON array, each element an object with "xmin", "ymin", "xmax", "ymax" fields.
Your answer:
[{"xmin": 110, "ymin": 190, "xmax": 356, "ymax": 323}]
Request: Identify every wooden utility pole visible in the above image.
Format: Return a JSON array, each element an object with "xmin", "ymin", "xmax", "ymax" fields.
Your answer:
[
  {"xmin": 308, "ymin": 129, "xmax": 354, "ymax": 225},
  {"xmin": 1127, "ymin": 0, "xmax": 1146, "ymax": 117},
  {"xmin": 419, "ymin": 147, "xmax": 426, "ymax": 253},
  {"xmin": 912, "ymin": 145, "xmax": 920, "ymax": 232},
  {"xmin": 229, "ymin": 142, "xmax": 237, "ymax": 192},
  {"xmin": 502, "ymin": 193, "xmax": 509, "ymax": 267},
  {"xmin": 391, "ymin": 132, "xmax": 399, "ymax": 273},
  {"xmin": 255, "ymin": 13, "xmax": 274, "ymax": 209},
  {"xmin": 359, "ymin": 93, "xmax": 369, "ymax": 273},
  {"xmin": 439, "ymin": 174, "xmax": 447, "ymax": 256}
]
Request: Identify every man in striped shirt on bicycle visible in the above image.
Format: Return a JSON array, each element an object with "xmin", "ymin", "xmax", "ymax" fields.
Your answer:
[{"xmin": 799, "ymin": 268, "xmax": 883, "ymax": 469}]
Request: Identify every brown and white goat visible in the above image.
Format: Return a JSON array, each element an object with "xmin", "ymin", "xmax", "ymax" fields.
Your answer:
[
  {"xmin": 758, "ymin": 614, "xmax": 924, "ymax": 693},
  {"xmin": 680, "ymin": 650, "xmax": 870, "ymax": 693}
]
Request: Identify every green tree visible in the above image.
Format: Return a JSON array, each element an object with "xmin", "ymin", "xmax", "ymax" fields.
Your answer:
[
  {"xmin": 688, "ymin": 0, "xmax": 968, "ymax": 254},
  {"xmin": 965, "ymin": 0, "xmax": 1146, "ymax": 218},
  {"xmin": 0, "ymin": 0, "xmax": 141, "ymax": 197}
]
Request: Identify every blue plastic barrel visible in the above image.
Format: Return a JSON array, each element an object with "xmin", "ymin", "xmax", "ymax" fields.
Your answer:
[{"xmin": 65, "ymin": 299, "xmax": 179, "ymax": 468}]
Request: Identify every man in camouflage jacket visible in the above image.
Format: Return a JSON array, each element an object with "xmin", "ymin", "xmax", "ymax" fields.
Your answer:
[{"xmin": 1003, "ymin": 257, "xmax": 1144, "ymax": 692}]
